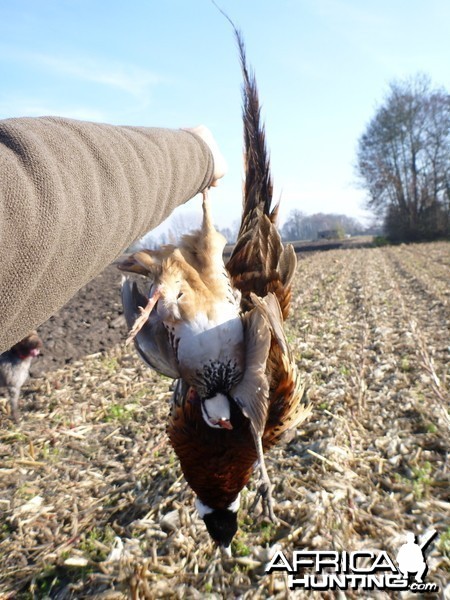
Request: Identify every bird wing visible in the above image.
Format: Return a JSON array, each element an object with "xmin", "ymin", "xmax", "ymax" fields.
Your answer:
[
  {"xmin": 251, "ymin": 293, "xmax": 312, "ymax": 446},
  {"xmin": 234, "ymin": 293, "xmax": 310, "ymax": 444},
  {"xmin": 250, "ymin": 292, "xmax": 288, "ymax": 355},
  {"xmin": 121, "ymin": 278, "xmax": 180, "ymax": 379},
  {"xmin": 230, "ymin": 307, "xmax": 271, "ymax": 436}
]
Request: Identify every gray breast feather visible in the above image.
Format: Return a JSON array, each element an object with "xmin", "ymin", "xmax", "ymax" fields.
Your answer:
[{"xmin": 231, "ymin": 306, "xmax": 271, "ymax": 436}]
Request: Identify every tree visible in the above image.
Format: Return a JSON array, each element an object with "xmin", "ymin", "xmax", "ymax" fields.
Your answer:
[
  {"xmin": 357, "ymin": 74, "xmax": 450, "ymax": 242},
  {"xmin": 281, "ymin": 210, "xmax": 363, "ymax": 241},
  {"xmin": 167, "ymin": 212, "xmax": 201, "ymax": 243},
  {"xmin": 217, "ymin": 220, "xmax": 240, "ymax": 243},
  {"xmin": 281, "ymin": 209, "xmax": 306, "ymax": 240}
]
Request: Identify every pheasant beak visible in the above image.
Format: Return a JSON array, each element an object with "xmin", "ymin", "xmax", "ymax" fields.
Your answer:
[
  {"xmin": 217, "ymin": 419, "xmax": 233, "ymax": 430},
  {"xmin": 126, "ymin": 287, "xmax": 162, "ymax": 345}
]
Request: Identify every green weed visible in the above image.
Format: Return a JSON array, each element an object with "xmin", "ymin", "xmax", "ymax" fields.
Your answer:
[
  {"xmin": 232, "ymin": 538, "xmax": 251, "ymax": 557},
  {"xmin": 399, "ymin": 356, "xmax": 412, "ymax": 372},
  {"xmin": 411, "ymin": 461, "xmax": 433, "ymax": 500},
  {"xmin": 80, "ymin": 525, "xmax": 116, "ymax": 561},
  {"xmin": 438, "ymin": 527, "xmax": 450, "ymax": 558},
  {"xmin": 104, "ymin": 403, "xmax": 136, "ymax": 422}
]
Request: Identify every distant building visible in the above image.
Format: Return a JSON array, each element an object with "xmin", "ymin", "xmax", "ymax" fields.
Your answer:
[{"xmin": 318, "ymin": 229, "xmax": 340, "ymax": 240}]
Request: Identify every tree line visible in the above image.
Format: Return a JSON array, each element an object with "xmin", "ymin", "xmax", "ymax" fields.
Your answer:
[
  {"xmin": 280, "ymin": 210, "xmax": 364, "ymax": 241},
  {"xmin": 130, "ymin": 209, "xmax": 367, "ymax": 251},
  {"xmin": 357, "ymin": 74, "xmax": 450, "ymax": 242}
]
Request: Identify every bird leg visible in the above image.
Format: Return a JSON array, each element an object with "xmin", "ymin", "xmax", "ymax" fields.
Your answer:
[
  {"xmin": 251, "ymin": 428, "xmax": 278, "ymax": 523},
  {"xmin": 125, "ymin": 288, "xmax": 161, "ymax": 345},
  {"xmin": 201, "ymin": 189, "xmax": 213, "ymax": 231}
]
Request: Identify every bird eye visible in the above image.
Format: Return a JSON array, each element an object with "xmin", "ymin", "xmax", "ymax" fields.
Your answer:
[{"xmin": 177, "ymin": 292, "xmax": 183, "ymax": 299}]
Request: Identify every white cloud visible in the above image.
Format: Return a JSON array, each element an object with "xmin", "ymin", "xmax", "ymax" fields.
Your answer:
[
  {"xmin": 0, "ymin": 47, "xmax": 163, "ymax": 99},
  {"xmin": 34, "ymin": 54, "xmax": 162, "ymax": 97},
  {"xmin": 0, "ymin": 97, "xmax": 109, "ymax": 122}
]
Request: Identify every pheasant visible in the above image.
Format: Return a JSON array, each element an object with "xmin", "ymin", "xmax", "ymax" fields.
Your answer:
[{"xmin": 119, "ymin": 30, "xmax": 311, "ymax": 552}]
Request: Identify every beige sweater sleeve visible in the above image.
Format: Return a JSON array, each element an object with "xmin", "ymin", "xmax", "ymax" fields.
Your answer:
[{"xmin": 0, "ymin": 116, "xmax": 215, "ymax": 352}]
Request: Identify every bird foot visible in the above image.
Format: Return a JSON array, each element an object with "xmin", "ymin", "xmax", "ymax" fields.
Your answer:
[
  {"xmin": 258, "ymin": 480, "xmax": 278, "ymax": 524},
  {"xmin": 250, "ymin": 429, "xmax": 279, "ymax": 523},
  {"xmin": 125, "ymin": 288, "xmax": 161, "ymax": 345},
  {"xmin": 249, "ymin": 479, "xmax": 278, "ymax": 524}
]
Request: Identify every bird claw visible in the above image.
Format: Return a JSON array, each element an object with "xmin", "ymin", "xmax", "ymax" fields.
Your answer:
[
  {"xmin": 249, "ymin": 428, "xmax": 279, "ymax": 523},
  {"xmin": 249, "ymin": 478, "xmax": 278, "ymax": 524},
  {"xmin": 125, "ymin": 289, "xmax": 162, "ymax": 345},
  {"xmin": 258, "ymin": 480, "xmax": 278, "ymax": 524}
]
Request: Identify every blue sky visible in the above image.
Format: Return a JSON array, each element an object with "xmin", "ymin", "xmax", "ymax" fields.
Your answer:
[{"xmin": 1, "ymin": 0, "xmax": 449, "ymax": 237}]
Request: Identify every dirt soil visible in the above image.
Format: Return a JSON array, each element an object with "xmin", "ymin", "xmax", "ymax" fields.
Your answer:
[
  {"xmin": 30, "ymin": 263, "xmax": 127, "ymax": 378},
  {"xmin": 0, "ymin": 242, "xmax": 449, "ymax": 599}
]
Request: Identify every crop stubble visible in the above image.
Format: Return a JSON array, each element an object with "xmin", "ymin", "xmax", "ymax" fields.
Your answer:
[{"xmin": 0, "ymin": 241, "xmax": 449, "ymax": 598}]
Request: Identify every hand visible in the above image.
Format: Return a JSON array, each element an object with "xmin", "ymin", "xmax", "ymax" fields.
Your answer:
[{"xmin": 183, "ymin": 125, "xmax": 228, "ymax": 187}]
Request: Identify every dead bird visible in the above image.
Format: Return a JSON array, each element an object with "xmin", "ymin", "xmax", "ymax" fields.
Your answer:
[{"xmin": 119, "ymin": 30, "xmax": 311, "ymax": 552}]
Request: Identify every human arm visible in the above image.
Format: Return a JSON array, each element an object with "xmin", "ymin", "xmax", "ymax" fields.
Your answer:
[{"xmin": 0, "ymin": 116, "xmax": 223, "ymax": 351}]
